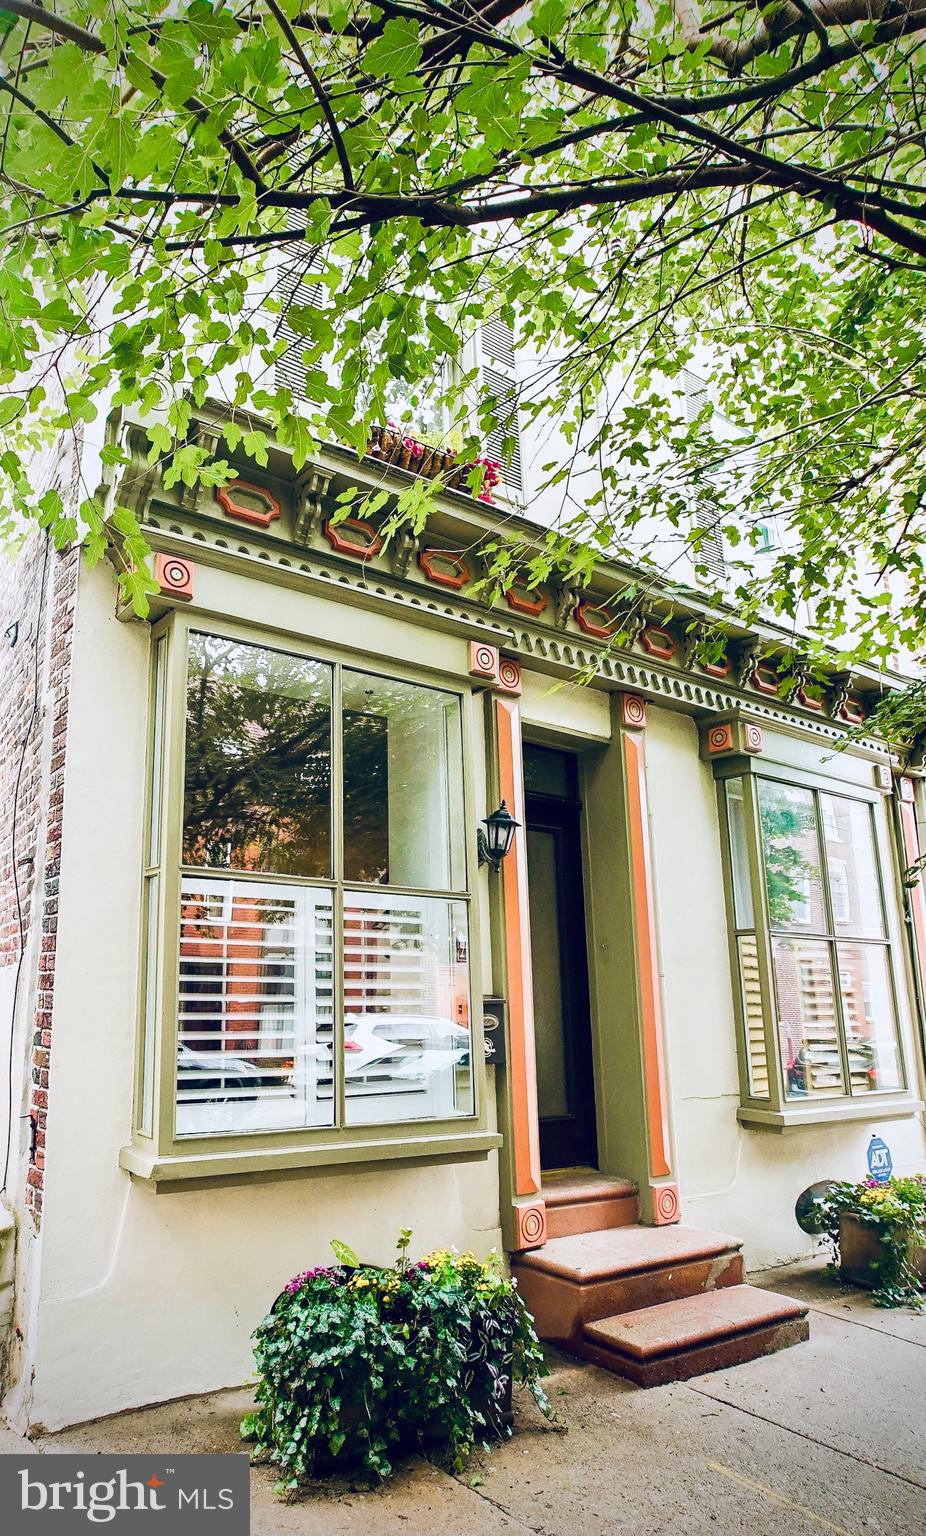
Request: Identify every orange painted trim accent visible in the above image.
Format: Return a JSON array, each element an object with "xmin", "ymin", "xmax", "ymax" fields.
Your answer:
[
  {"xmin": 576, "ymin": 601, "xmax": 617, "ymax": 639},
  {"xmin": 505, "ymin": 583, "xmax": 548, "ymax": 617},
  {"xmin": 418, "ymin": 548, "xmax": 471, "ymax": 589},
  {"xmin": 496, "ymin": 696, "xmax": 542, "ymax": 1201},
  {"xmin": 514, "ymin": 1202, "xmax": 547, "ymax": 1249},
  {"xmin": 154, "ymin": 553, "xmax": 194, "ymax": 600},
  {"xmin": 215, "ymin": 479, "xmax": 282, "ymax": 529},
  {"xmin": 641, "ymin": 625, "xmax": 676, "ymax": 661},
  {"xmin": 623, "ymin": 730, "xmax": 672, "ymax": 1179},
  {"xmin": 650, "ymin": 1182, "xmax": 680, "ymax": 1224},
  {"xmin": 323, "ymin": 516, "xmax": 383, "ymax": 559},
  {"xmin": 839, "ymin": 696, "xmax": 866, "ymax": 725},
  {"xmin": 752, "ymin": 664, "xmax": 779, "ymax": 695},
  {"xmin": 497, "ymin": 657, "xmax": 522, "ymax": 696},
  {"xmin": 469, "ymin": 641, "xmax": 499, "ymax": 682},
  {"xmin": 703, "ymin": 656, "xmax": 731, "ymax": 678},
  {"xmin": 900, "ymin": 791, "xmax": 926, "ymax": 1004}
]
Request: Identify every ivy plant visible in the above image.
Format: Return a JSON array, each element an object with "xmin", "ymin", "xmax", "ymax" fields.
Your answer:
[{"xmin": 242, "ymin": 1233, "xmax": 552, "ymax": 1483}]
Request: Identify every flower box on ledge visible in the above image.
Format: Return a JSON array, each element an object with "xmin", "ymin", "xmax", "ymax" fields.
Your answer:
[{"xmin": 366, "ymin": 425, "xmax": 502, "ymax": 502}]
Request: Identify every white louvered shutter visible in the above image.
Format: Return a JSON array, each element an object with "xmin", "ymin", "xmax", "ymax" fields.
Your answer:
[
  {"xmin": 480, "ymin": 317, "xmax": 524, "ymax": 497},
  {"xmin": 176, "ymin": 877, "xmax": 335, "ymax": 1135},
  {"xmin": 274, "ymin": 238, "xmax": 326, "ymax": 400}
]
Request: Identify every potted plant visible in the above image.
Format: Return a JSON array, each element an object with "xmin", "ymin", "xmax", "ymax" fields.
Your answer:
[
  {"xmin": 820, "ymin": 1175, "xmax": 926, "ymax": 1308},
  {"xmin": 241, "ymin": 1232, "xmax": 551, "ymax": 1484}
]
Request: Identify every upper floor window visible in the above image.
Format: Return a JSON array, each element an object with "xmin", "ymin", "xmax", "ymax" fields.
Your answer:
[
  {"xmin": 723, "ymin": 774, "xmax": 905, "ymax": 1116},
  {"xmin": 145, "ymin": 628, "xmax": 475, "ymax": 1148}
]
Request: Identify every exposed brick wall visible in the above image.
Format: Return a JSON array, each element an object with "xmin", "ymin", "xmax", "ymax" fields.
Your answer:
[
  {"xmin": 25, "ymin": 544, "xmax": 79, "ymax": 1225},
  {"xmin": 0, "ymin": 535, "xmax": 50, "ymax": 971},
  {"xmin": 1, "ymin": 425, "xmax": 82, "ymax": 1226},
  {"xmin": 1, "ymin": 532, "xmax": 79, "ymax": 1226}
]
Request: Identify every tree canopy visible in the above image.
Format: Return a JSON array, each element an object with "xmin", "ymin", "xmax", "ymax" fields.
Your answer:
[{"xmin": 2, "ymin": 0, "xmax": 926, "ymax": 701}]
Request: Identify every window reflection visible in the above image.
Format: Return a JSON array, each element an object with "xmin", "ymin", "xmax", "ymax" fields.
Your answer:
[
  {"xmin": 772, "ymin": 937, "xmax": 846, "ymax": 1098},
  {"xmin": 183, "ymin": 634, "xmax": 331, "ymax": 878},
  {"xmin": 342, "ymin": 670, "xmax": 465, "ymax": 890},
  {"xmin": 758, "ymin": 780, "xmax": 825, "ymax": 931}
]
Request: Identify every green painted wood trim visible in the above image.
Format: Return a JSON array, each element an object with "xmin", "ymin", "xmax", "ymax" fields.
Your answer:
[
  {"xmin": 137, "ymin": 609, "xmax": 490, "ymax": 1162},
  {"xmin": 119, "ymin": 1130, "xmax": 503, "ymax": 1184},
  {"xmin": 737, "ymin": 1098, "xmax": 924, "ymax": 1132}
]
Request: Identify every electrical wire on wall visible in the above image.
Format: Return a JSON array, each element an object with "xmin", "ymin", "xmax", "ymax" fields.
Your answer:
[{"xmin": 2, "ymin": 532, "xmax": 51, "ymax": 1199}]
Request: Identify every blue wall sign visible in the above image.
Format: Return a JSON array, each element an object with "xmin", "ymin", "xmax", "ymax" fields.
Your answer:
[{"xmin": 867, "ymin": 1134, "xmax": 893, "ymax": 1183}]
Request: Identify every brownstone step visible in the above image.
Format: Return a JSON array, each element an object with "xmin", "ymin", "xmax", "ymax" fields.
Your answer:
[
  {"xmin": 512, "ymin": 1225, "xmax": 744, "ymax": 1348},
  {"xmin": 580, "ymin": 1284, "xmax": 809, "ymax": 1387},
  {"xmin": 542, "ymin": 1170, "xmax": 639, "ymax": 1238}
]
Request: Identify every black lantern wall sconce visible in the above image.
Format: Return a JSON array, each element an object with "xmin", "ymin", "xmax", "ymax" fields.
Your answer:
[{"xmin": 477, "ymin": 801, "xmax": 520, "ymax": 873}]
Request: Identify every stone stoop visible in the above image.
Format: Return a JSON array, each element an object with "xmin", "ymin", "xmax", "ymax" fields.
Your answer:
[
  {"xmin": 582, "ymin": 1286, "xmax": 810, "ymax": 1387},
  {"xmin": 543, "ymin": 1171, "xmax": 639, "ymax": 1239},
  {"xmin": 514, "ymin": 1177, "xmax": 808, "ymax": 1387}
]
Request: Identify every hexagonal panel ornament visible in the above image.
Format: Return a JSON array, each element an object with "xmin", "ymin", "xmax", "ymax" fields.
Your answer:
[{"xmin": 215, "ymin": 479, "xmax": 282, "ymax": 529}]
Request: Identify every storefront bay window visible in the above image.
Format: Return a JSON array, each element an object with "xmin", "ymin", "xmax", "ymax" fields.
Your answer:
[
  {"xmin": 127, "ymin": 619, "xmax": 489, "ymax": 1181},
  {"xmin": 720, "ymin": 767, "xmax": 910, "ymax": 1126}
]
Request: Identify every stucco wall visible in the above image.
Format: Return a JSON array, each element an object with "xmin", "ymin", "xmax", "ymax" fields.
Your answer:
[
  {"xmin": 25, "ymin": 562, "xmax": 502, "ymax": 1432},
  {"xmin": 645, "ymin": 704, "xmax": 926, "ymax": 1270}
]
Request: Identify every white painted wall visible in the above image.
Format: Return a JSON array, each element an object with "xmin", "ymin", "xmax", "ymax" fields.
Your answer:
[
  {"xmin": 645, "ymin": 704, "xmax": 926, "ymax": 1270},
  {"xmin": 24, "ymin": 563, "xmax": 502, "ymax": 1432}
]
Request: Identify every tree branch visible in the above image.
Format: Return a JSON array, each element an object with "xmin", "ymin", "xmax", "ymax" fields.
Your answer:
[{"xmin": 266, "ymin": 0, "xmax": 355, "ymax": 190}]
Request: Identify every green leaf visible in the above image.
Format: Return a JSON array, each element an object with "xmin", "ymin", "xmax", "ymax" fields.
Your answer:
[
  {"xmin": 363, "ymin": 19, "xmax": 423, "ymax": 82},
  {"xmin": 329, "ymin": 1239, "xmax": 360, "ymax": 1268}
]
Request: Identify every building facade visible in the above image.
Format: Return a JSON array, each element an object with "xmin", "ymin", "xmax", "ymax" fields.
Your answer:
[{"xmin": 1, "ymin": 406, "xmax": 925, "ymax": 1430}]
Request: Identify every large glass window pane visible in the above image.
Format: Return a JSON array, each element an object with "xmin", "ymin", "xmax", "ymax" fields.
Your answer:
[
  {"xmin": 176, "ymin": 877, "xmax": 334, "ymax": 1135},
  {"xmin": 342, "ymin": 890, "xmax": 473, "ymax": 1125},
  {"xmin": 759, "ymin": 780, "xmax": 825, "ymax": 932},
  {"xmin": 820, "ymin": 796, "xmax": 884, "ymax": 939},
  {"xmin": 342, "ymin": 671, "xmax": 465, "ymax": 889},
  {"xmin": 725, "ymin": 778, "xmax": 754, "ymax": 929},
  {"xmin": 771, "ymin": 937, "xmax": 846, "ymax": 1098},
  {"xmin": 837, "ymin": 943, "xmax": 902, "ymax": 1093},
  {"xmin": 183, "ymin": 634, "xmax": 331, "ymax": 877}
]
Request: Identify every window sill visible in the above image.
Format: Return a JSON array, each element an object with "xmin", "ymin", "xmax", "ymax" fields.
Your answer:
[
  {"xmin": 737, "ymin": 1097, "xmax": 924, "ymax": 1133},
  {"xmin": 119, "ymin": 1128, "xmax": 503, "ymax": 1188}
]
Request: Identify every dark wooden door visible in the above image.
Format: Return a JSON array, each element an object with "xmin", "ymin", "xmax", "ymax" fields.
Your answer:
[{"xmin": 525, "ymin": 784, "xmax": 598, "ymax": 1171}]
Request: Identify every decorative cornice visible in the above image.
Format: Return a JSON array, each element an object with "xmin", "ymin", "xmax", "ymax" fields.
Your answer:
[{"xmin": 135, "ymin": 500, "xmax": 892, "ymax": 758}]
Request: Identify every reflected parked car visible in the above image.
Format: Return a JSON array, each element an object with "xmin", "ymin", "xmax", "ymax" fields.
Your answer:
[{"xmin": 177, "ymin": 1041, "xmax": 262, "ymax": 1099}]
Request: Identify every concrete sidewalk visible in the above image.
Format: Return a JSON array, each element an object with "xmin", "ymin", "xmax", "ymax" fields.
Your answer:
[{"xmin": 3, "ymin": 1262, "xmax": 924, "ymax": 1535}]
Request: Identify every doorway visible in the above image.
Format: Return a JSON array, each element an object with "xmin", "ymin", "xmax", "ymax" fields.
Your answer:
[{"xmin": 524, "ymin": 743, "xmax": 598, "ymax": 1171}]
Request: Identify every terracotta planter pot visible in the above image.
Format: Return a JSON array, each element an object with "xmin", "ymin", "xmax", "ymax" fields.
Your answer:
[{"xmin": 838, "ymin": 1210, "xmax": 926, "ymax": 1288}]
